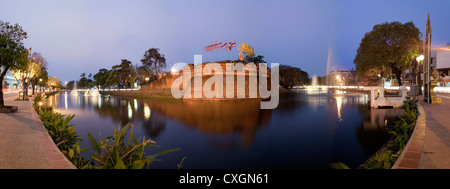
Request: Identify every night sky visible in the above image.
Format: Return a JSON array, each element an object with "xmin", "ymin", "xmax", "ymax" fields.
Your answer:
[{"xmin": 1, "ymin": 0, "xmax": 450, "ymax": 83}]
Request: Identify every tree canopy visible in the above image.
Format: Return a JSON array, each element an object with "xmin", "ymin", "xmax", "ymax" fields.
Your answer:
[
  {"xmin": 279, "ymin": 64, "xmax": 310, "ymax": 89},
  {"xmin": 354, "ymin": 21, "xmax": 421, "ymax": 86},
  {"xmin": 0, "ymin": 21, "xmax": 28, "ymax": 107},
  {"xmin": 140, "ymin": 48, "xmax": 166, "ymax": 81}
]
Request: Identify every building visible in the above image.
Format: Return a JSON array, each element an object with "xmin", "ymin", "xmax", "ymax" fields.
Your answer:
[
  {"xmin": 327, "ymin": 69, "xmax": 358, "ymax": 86},
  {"xmin": 2, "ymin": 70, "xmax": 20, "ymax": 89},
  {"xmin": 432, "ymin": 43, "xmax": 450, "ymax": 86}
]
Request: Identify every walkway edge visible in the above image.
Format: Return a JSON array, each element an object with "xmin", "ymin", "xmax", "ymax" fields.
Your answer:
[
  {"xmin": 392, "ymin": 100, "xmax": 426, "ymax": 169},
  {"xmin": 30, "ymin": 97, "xmax": 77, "ymax": 169}
]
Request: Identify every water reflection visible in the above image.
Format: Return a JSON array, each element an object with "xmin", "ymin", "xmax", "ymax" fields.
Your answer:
[
  {"xmin": 143, "ymin": 103, "xmax": 151, "ymax": 121},
  {"xmin": 336, "ymin": 96, "xmax": 343, "ymax": 122},
  {"xmin": 47, "ymin": 91, "xmax": 400, "ymax": 169}
]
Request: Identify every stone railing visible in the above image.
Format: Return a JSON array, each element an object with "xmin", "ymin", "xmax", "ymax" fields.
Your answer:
[{"xmin": 364, "ymin": 86, "xmax": 408, "ymax": 108}]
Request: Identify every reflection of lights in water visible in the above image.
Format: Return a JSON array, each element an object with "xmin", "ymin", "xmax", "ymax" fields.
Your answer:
[
  {"xmin": 305, "ymin": 86, "xmax": 328, "ymax": 95},
  {"xmin": 134, "ymin": 99, "xmax": 138, "ymax": 111},
  {"xmin": 64, "ymin": 93, "xmax": 68, "ymax": 110},
  {"xmin": 128, "ymin": 102, "xmax": 132, "ymax": 119},
  {"xmin": 336, "ymin": 96, "xmax": 343, "ymax": 122},
  {"xmin": 98, "ymin": 96, "xmax": 102, "ymax": 109},
  {"xmin": 144, "ymin": 103, "xmax": 151, "ymax": 121}
]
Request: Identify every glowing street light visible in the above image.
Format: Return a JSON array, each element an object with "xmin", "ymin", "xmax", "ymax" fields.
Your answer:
[
  {"xmin": 416, "ymin": 55, "xmax": 424, "ymax": 62},
  {"xmin": 416, "ymin": 55, "xmax": 424, "ymax": 86},
  {"xmin": 170, "ymin": 67, "xmax": 177, "ymax": 74}
]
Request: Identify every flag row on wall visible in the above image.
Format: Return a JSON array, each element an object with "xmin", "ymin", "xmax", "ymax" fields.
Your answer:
[{"xmin": 204, "ymin": 40, "xmax": 236, "ymax": 52}]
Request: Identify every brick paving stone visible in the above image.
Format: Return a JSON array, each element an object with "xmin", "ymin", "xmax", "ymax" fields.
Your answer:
[
  {"xmin": 399, "ymin": 159, "xmax": 420, "ymax": 168},
  {"xmin": 404, "ymin": 152, "xmax": 421, "ymax": 159},
  {"xmin": 419, "ymin": 93, "xmax": 450, "ymax": 169},
  {"xmin": 0, "ymin": 93, "xmax": 76, "ymax": 169}
]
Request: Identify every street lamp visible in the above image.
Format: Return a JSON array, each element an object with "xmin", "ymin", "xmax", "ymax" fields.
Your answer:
[{"xmin": 416, "ymin": 55, "xmax": 424, "ymax": 62}]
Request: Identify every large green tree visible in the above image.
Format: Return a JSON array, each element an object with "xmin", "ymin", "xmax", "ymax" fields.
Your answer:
[
  {"xmin": 119, "ymin": 59, "xmax": 133, "ymax": 90},
  {"xmin": 0, "ymin": 21, "xmax": 28, "ymax": 107},
  {"xmin": 279, "ymin": 64, "xmax": 310, "ymax": 89},
  {"xmin": 93, "ymin": 68, "xmax": 110, "ymax": 90},
  {"xmin": 140, "ymin": 48, "xmax": 166, "ymax": 81},
  {"xmin": 107, "ymin": 64, "xmax": 121, "ymax": 91},
  {"xmin": 354, "ymin": 21, "xmax": 421, "ymax": 86},
  {"xmin": 29, "ymin": 52, "xmax": 47, "ymax": 95}
]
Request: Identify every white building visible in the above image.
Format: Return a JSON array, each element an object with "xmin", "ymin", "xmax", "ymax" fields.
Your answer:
[{"xmin": 431, "ymin": 43, "xmax": 450, "ymax": 86}]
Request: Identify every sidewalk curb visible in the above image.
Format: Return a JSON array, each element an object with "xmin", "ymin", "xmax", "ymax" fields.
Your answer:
[
  {"xmin": 392, "ymin": 100, "xmax": 426, "ymax": 169},
  {"xmin": 29, "ymin": 96, "xmax": 77, "ymax": 169}
]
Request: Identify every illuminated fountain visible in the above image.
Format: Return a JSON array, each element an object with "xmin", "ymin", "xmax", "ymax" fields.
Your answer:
[
  {"xmin": 71, "ymin": 80, "xmax": 78, "ymax": 96},
  {"xmin": 305, "ymin": 74, "xmax": 328, "ymax": 94}
]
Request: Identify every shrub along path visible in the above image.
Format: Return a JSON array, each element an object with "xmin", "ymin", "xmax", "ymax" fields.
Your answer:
[
  {"xmin": 0, "ymin": 93, "xmax": 75, "ymax": 169},
  {"xmin": 419, "ymin": 93, "xmax": 450, "ymax": 169}
]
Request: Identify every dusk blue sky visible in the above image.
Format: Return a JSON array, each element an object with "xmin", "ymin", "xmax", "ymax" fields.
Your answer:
[{"xmin": 1, "ymin": 0, "xmax": 450, "ymax": 83}]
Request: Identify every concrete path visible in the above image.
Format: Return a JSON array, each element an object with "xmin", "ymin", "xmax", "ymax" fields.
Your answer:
[
  {"xmin": 419, "ymin": 93, "xmax": 450, "ymax": 169},
  {"xmin": 0, "ymin": 93, "xmax": 75, "ymax": 169}
]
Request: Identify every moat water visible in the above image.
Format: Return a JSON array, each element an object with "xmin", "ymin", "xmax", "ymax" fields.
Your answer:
[{"xmin": 47, "ymin": 90, "xmax": 402, "ymax": 169}]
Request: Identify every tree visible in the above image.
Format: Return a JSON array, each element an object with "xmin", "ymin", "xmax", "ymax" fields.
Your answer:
[
  {"xmin": 119, "ymin": 59, "xmax": 133, "ymax": 90},
  {"xmin": 128, "ymin": 64, "xmax": 139, "ymax": 90},
  {"xmin": 93, "ymin": 68, "xmax": 110, "ymax": 90},
  {"xmin": 107, "ymin": 65, "xmax": 121, "ymax": 91},
  {"xmin": 248, "ymin": 55, "xmax": 266, "ymax": 63},
  {"xmin": 279, "ymin": 64, "xmax": 310, "ymax": 89},
  {"xmin": 78, "ymin": 72, "xmax": 94, "ymax": 89},
  {"xmin": 48, "ymin": 76, "xmax": 62, "ymax": 90},
  {"xmin": 37, "ymin": 69, "xmax": 48, "ymax": 92},
  {"xmin": 29, "ymin": 52, "xmax": 47, "ymax": 95},
  {"xmin": 354, "ymin": 21, "xmax": 421, "ymax": 86},
  {"xmin": 0, "ymin": 21, "xmax": 28, "ymax": 107},
  {"xmin": 140, "ymin": 48, "xmax": 166, "ymax": 81},
  {"xmin": 12, "ymin": 49, "xmax": 40, "ymax": 100}
]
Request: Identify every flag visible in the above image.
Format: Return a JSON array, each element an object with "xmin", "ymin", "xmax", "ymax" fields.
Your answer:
[
  {"xmin": 221, "ymin": 40, "xmax": 228, "ymax": 49},
  {"xmin": 205, "ymin": 43, "xmax": 213, "ymax": 52},
  {"xmin": 227, "ymin": 40, "xmax": 236, "ymax": 51}
]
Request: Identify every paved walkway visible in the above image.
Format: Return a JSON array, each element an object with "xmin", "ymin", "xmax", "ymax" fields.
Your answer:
[
  {"xmin": 0, "ymin": 93, "xmax": 76, "ymax": 169},
  {"xmin": 419, "ymin": 93, "xmax": 450, "ymax": 169}
]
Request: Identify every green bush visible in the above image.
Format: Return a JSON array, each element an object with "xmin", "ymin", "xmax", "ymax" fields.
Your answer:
[
  {"xmin": 388, "ymin": 97, "xmax": 418, "ymax": 152},
  {"xmin": 87, "ymin": 123, "xmax": 180, "ymax": 169},
  {"xmin": 362, "ymin": 150, "xmax": 397, "ymax": 169},
  {"xmin": 361, "ymin": 97, "xmax": 418, "ymax": 169},
  {"xmin": 37, "ymin": 108, "xmax": 79, "ymax": 152}
]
